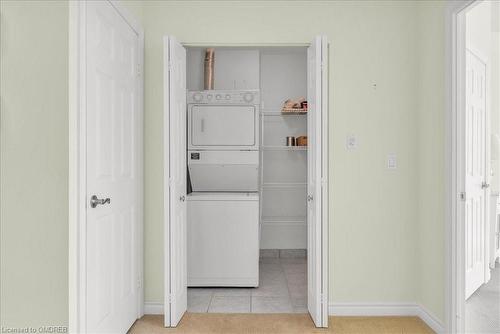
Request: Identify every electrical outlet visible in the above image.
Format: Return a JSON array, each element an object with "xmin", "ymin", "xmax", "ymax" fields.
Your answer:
[
  {"xmin": 387, "ymin": 154, "xmax": 397, "ymax": 170},
  {"xmin": 346, "ymin": 135, "xmax": 357, "ymax": 150}
]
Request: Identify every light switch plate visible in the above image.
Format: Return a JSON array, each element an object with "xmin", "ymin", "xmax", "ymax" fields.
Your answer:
[
  {"xmin": 387, "ymin": 154, "xmax": 397, "ymax": 170},
  {"xmin": 346, "ymin": 135, "xmax": 357, "ymax": 150}
]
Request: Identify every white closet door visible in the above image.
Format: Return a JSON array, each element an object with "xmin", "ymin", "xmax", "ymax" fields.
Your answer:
[
  {"xmin": 85, "ymin": 1, "xmax": 141, "ymax": 333},
  {"xmin": 307, "ymin": 35, "xmax": 328, "ymax": 328},
  {"xmin": 464, "ymin": 49, "xmax": 488, "ymax": 299},
  {"xmin": 164, "ymin": 36, "xmax": 187, "ymax": 327}
]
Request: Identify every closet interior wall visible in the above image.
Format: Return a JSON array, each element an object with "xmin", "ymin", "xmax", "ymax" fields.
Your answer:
[{"xmin": 186, "ymin": 46, "xmax": 308, "ymax": 251}]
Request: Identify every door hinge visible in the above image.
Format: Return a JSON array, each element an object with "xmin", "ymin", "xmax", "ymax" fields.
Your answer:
[
  {"xmin": 136, "ymin": 277, "xmax": 142, "ymax": 290},
  {"xmin": 136, "ymin": 63, "xmax": 141, "ymax": 77},
  {"xmin": 460, "ymin": 192, "xmax": 466, "ymax": 201},
  {"xmin": 167, "ymin": 294, "xmax": 173, "ymax": 303},
  {"xmin": 168, "ymin": 178, "xmax": 173, "ymax": 187},
  {"xmin": 321, "ymin": 293, "xmax": 328, "ymax": 304},
  {"xmin": 321, "ymin": 178, "xmax": 327, "ymax": 187}
]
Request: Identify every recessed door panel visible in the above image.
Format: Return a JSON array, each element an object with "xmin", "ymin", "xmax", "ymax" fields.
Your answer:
[
  {"xmin": 119, "ymin": 87, "xmax": 135, "ymax": 178},
  {"xmin": 95, "ymin": 70, "xmax": 113, "ymax": 180},
  {"xmin": 87, "ymin": 213, "xmax": 113, "ymax": 328}
]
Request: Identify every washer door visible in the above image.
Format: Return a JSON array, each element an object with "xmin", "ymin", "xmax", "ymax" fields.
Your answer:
[
  {"xmin": 189, "ymin": 105, "xmax": 257, "ymax": 148},
  {"xmin": 188, "ymin": 150, "xmax": 259, "ymax": 192}
]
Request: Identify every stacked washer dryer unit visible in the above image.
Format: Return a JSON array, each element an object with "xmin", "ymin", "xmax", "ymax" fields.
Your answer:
[{"xmin": 187, "ymin": 90, "xmax": 260, "ymax": 287}]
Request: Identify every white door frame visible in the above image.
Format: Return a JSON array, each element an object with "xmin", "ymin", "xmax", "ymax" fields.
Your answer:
[
  {"xmin": 445, "ymin": 1, "xmax": 490, "ymax": 333},
  {"xmin": 163, "ymin": 40, "xmax": 329, "ymax": 327},
  {"xmin": 68, "ymin": 1, "xmax": 144, "ymax": 332}
]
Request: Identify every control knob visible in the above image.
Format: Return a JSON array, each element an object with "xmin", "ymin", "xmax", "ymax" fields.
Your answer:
[
  {"xmin": 243, "ymin": 92, "xmax": 254, "ymax": 103},
  {"xmin": 192, "ymin": 92, "xmax": 203, "ymax": 102}
]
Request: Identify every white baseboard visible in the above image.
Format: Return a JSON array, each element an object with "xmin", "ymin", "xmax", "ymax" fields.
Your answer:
[
  {"xmin": 329, "ymin": 302, "xmax": 419, "ymax": 316},
  {"xmin": 416, "ymin": 304, "xmax": 445, "ymax": 334},
  {"xmin": 144, "ymin": 302, "xmax": 163, "ymax": 315},
  {"xmin": 145, "ymin": 301, "xmax": 444, "ymax": 333},
  {"xmin": 329, "ymin": 302, "xmax": 444, "ymax": 334}
]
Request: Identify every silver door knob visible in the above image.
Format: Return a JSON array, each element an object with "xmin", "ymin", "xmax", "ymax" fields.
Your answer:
[
  {"xmin": 90, "ymin": 195, "xmax": 111, "ymax": 208},
  {"xmin": 180, "ymin": 195, "xmax": 186, "ymax": 202},
  {"xmin": 482, "ymin": 182, "xmax": 490, "ymax": 189},
  {"xmin": 307, "ymin": 195, "xmax": 313, "ymax": 202}
]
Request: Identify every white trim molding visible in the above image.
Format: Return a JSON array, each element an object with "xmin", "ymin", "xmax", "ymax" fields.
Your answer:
[
  {"xmin": 417, "ymin": 305, "xmax": 446, "ymax": 334},
  {"xmin": 329, "ymin": 302, "xmax": 419, "ymax": 317},
  {"xmin": 163, "ymin": 36, "xmax": 330, "ymax": 328},
  {"xmin": 145, "ymin": 301, "xmax": 444, "ymax": 333},
  {"xmin": 445, "ymin": 1, "xmax": 479, "ymax": 333},
  {"xmin": 144, "ymin": 302, "xmax": 164, "ymax": 315},
  {"xmin": 329, "ymin": 303, "xmax": 444, "ymax": 334},
  {"xmin": 68, "ymin": 1, "xmax": 145, "ymax": 332}
]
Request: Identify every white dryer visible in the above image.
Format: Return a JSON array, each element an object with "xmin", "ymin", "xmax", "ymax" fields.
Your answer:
[
  {"xmin": 188, "ymin": 90, "xmax": 260, "ymax": 151},
  {"xmin": 187, "ymin": 90, "xmax": 260, "ymax": 192}
]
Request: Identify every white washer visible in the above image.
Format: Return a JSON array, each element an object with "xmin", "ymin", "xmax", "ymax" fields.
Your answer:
[
  {"xmin": 187, "ymin": 192, "xmax": 259, "ymax": 287},
  {"xmin": 188, "ymin": 150, "xmax": 259, "ymax": 192}
]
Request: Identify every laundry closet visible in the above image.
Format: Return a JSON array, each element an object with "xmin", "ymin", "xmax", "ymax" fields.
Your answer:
[
  {"xmin": 185, "ymin": 46, "xmax": 308, "ymax": 289},
  {"xmin": 164, "ymin": 36, "xmax": 328, "ymax": 327}
]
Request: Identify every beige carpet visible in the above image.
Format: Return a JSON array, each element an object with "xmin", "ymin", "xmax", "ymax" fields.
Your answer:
[{"xmin": 128, "ymin": 314, "xmax": 435, "ymax": 334}]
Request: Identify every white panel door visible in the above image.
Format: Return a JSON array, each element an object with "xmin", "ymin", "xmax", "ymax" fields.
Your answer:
[
  {"xmin": 86, "ymin": 1, "xmax": 140, "ymax": 333},
  {"xmin": 164, "ymin": 36, "xmax": 187, "ymax": 327},
  {"xmin": 307, "ymin": 35, "xmax": 328, "ymax": 328},
  {"xmin": 465, "ymin": 49, "xmax": 488, "ymax": 299}
]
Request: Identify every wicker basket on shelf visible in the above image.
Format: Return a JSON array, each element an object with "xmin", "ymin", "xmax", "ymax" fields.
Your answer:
[
  {"xmin": 281, "ymin": 108, "xmax": 307, "ymax": 113},
  {"xmin": 296, "ymin": 136, "xmax": 308, "ymax": 146}
]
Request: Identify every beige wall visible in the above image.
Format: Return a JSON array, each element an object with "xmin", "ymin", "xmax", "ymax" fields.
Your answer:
[
  {"xmin": 0, "ymin": 0, "xmax": 452, "ymax": 328},
  {"xmin": 0, "ymin": 0, "xmax": 69, "ymax": 327},
  {"xmin": 0, "ymin": 0, "xmax": 143, "ymax": 328},
  {"xmin": 122, "ymin": 0, "xmax": 145, "ymax": 25},
  {"xmin": 141, "ymin": 0, "xmax": 420, "ymax": 305}
]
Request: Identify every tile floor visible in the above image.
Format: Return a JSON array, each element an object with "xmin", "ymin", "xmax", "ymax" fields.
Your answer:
[
  {"xmin": 465, "ymin": 262, "xmax": 500, "ymax": 333},
  {"xmin": 187, "ymin": 257, "xmax": 307, "ymax": 314}
]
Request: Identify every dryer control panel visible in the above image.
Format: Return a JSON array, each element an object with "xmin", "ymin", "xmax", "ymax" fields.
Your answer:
[{"xmin": 188, "ymin": 90, "xmax": 260, "ymax": 105}]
